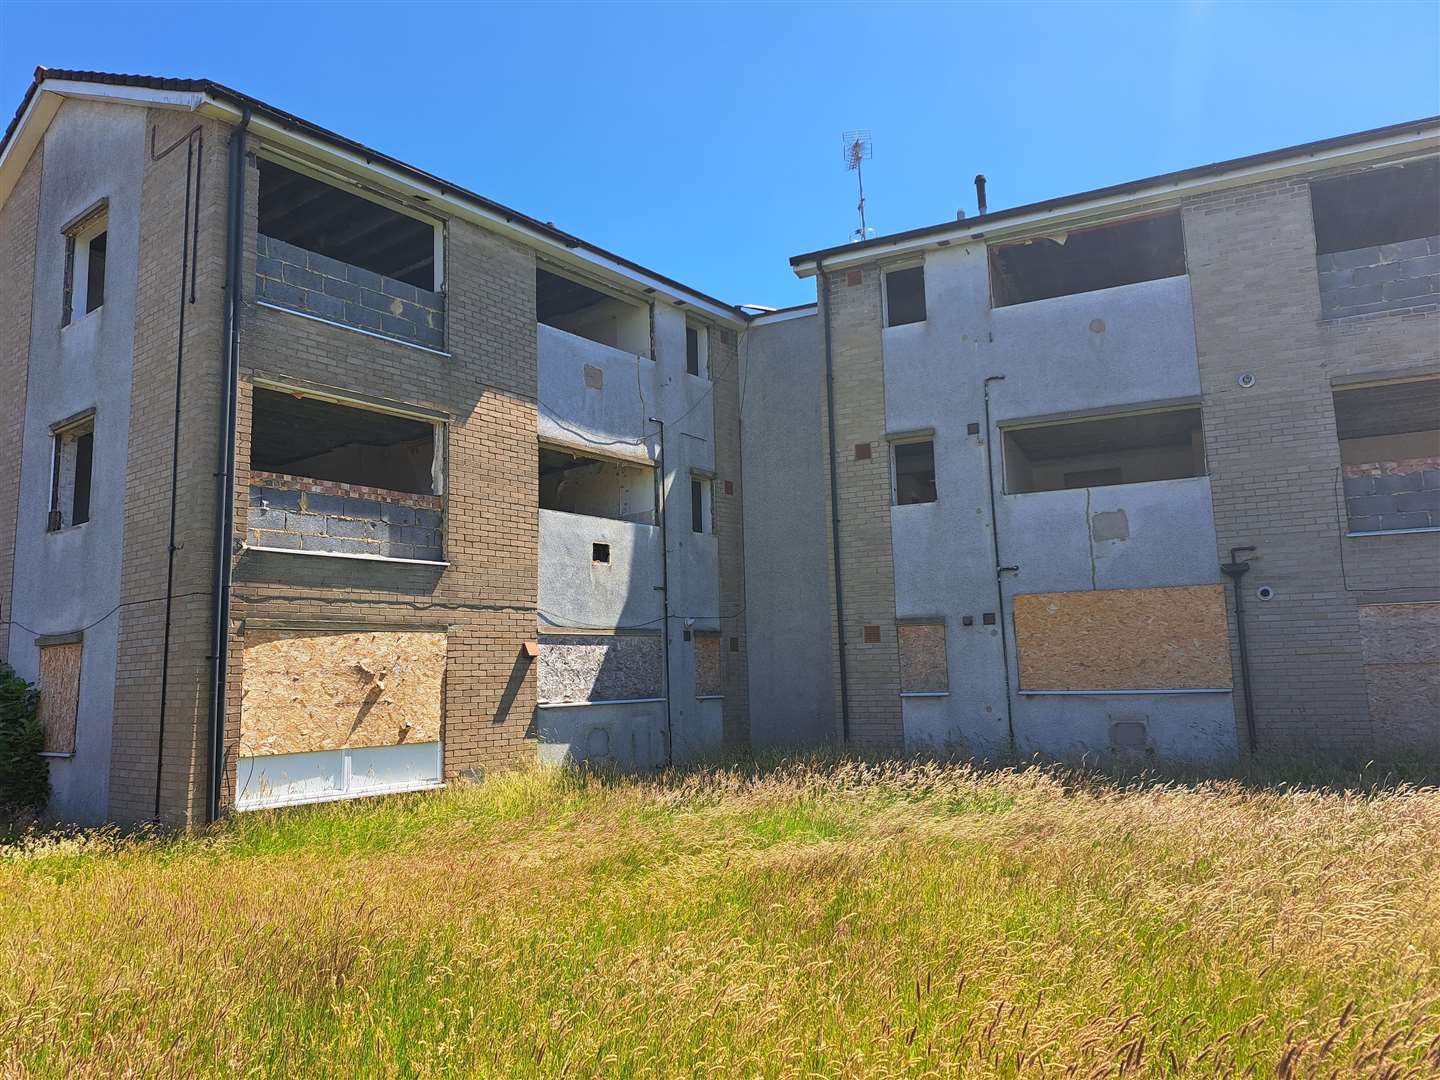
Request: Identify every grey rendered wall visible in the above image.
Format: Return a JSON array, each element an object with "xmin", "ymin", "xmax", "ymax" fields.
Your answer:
[
  {"xmin": 739, "ymin": 312, "xmax": 837, "ymax": 747},
  {"xmin": 882, "ymin": 251, "xmax": 1236, "ymax": 764},
  {"xmin": 7, "ymin": 101, "xmax": 145, "ymax": 823}
]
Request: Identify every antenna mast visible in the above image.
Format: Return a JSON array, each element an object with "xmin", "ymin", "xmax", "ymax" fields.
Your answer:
[{"xmin": 842, "ymin": 130, "xmax": 873, "ymax": 242}]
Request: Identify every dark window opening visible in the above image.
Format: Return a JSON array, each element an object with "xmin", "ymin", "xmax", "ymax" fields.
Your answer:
[
  {"xmin": 885, "ymin": 265, "xmax": 927, "ymax": 326},
  {"xmin": 49, "ymin": 419, "xmax": 95, "ymax": 531},
  {"xmin": 540, "ymin": 446, "xmax": 655, "ymax": 524},
  {"xmin": 258, "ymin": 158, "xmax": 435, "ymax": 290},
  {"xmin": 686, "ymin": 325, "xmax": 703, "ymax": 376},
  {"xmin": 250, "ymin": 388, "xmax": 436, "ymax": 496},
  {"xmin": 592, "ymin": 542, "xmax": 611, "ymax": 563},
  {"xmin": 990, "ymin": 211, "xmax": 1186, "ymax": 307},
  {"xmin": 893, "ymin": 440, "xmax": 937, "ymax": 505},
  {"xmin": 536, "ymin": 267, "xmax": 649, "ymax": 354},
  {"xmin": 1311, "ymin": 159, "xmax": 1439, "ymax": 255},
  {"xmin": 1334, "ymin": 380, "xmax": 1440, "ymax": 534},
  {"xmin": 85, "ymin": 231, "xmax": 106, "ymax": 313},
  {"xmin": 1004, "ymin": 407, "xmax": 1205, "ymax": 494},
  {"xmin": 690, "ymin": 477, "xmax": 712, "ymax": 533}
]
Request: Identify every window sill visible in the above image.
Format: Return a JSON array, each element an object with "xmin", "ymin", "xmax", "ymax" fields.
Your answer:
[
  {"xmin": 1345, "ymin": 527, "xmax": 1440, "ymax": 539},
  {"xmin": 900, "ymin": 691, "xmax": 949, "ymax": 698},
  {"xmin": 46, "ymin": 521, "xmax": 90, "ymax": 535},
  {"xmin": 242, "ymin": 544, "xmax": 449, "ymax": 567},
  {"xmin": 1018, "ymin": 688, "xmax": 1232, "ymax": 696},
  {"xmin": 696, "ymin": 694, "xmax": 724, "ymax": 701},
  {"xmin": 39, "ymin": 751, "xmax": 76, "ymax": 759},
  {"xmin": 237, "ymin": 779, "xmax": 444, "ymax": 812},
  {"xmin": 257, "ymin": 301, "xmax": 451, "ymax": 358},
  {"xmin": 536, "ymin": 697, "xmax": 666, "ymax": 709}
]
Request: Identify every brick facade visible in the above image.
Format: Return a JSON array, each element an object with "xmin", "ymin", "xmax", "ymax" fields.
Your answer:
[{"xmin": 710, "ymin": 327, "xmax": 750, "ymax": 747}]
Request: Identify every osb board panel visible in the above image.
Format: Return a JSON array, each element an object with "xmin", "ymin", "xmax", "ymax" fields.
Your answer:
[
  {"xmin": 538, "ymin": 634, "xmax": 662, "ymax": 704},
  {"xmin": 240, "ymin": 631, "xmax": 445, "ymax": 757},
  {"xmin": 1359, "ymin": 604, "xmax": 1440, "ymax": 758},
  {"xmin": 38, "ymin": 642, "xmax": 82, "ymax": 755},
  {"xmin": 898, "ymin": 623, "xmax": 948, "ymax": 693},
  {"xmin": 694, "ymin": 632, "xmax": 721, "ymax": 697},
  {"xmin": 1013, "ymin": 585, "xmax": 1232, "ymax": 691}
]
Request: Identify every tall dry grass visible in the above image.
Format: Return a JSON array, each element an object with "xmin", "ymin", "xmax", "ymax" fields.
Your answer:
[{"xmin": 1, "ymin": 758, "xmax": 1437, "ymax": 1078}]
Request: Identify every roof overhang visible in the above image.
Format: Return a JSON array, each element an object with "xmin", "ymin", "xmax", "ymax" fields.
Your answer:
[
  {"xmin": 789, "ymin": 118, "xmax": 1440, "ymax": 278},
  {"xmin": 0, "ymin": 70, "xmax": 749, "ymax": 325}
]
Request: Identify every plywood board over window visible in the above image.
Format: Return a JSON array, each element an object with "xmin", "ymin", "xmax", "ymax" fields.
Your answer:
[
  {"xmin": 240, "ymin": 630, "xmax": 446, "ymax": 757},
  {"xmin": 694, "ymin": 631, "xmax": 721, "ymax": 697},
  {"xmin": 1013, "ymin": 585, "xmax": 1232, "ymax": 691},
  {"xmin": 1359, "ymin": 603, "xmax": 1440, "ymax": 759},
  {"xmin": 898, "ymin": 623, "xmax": 948, "ymax": 693},
  {"xmin": 538, "ymin": 633, "xmax": 663, "ymax": 704},
  {"xmin": 38, "ymin": 641, "xmax": 82, "ymax": 755}
]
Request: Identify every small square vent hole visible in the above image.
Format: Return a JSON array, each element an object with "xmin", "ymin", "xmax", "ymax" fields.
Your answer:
[{"xmin": 592, "ymin": 542, "xmax": 610, "ymax": 563}]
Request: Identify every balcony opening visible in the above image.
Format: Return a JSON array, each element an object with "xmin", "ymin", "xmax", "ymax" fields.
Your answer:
[
  {"xmin": 1312, "ymin": 159, "xmax": 1440, "ymax": 319},
  {"xmin": 1335, "ymin": 379, "xmax": 1440, "ymax": 534},
  {"xmin": 885, "ymin": 265, "xmax": 927, "ymax": 327},
  {"xmin": 892, "ymin": 438, "xmax": 937, "ymax": 505},
  {"xmin": 248, "ymin": 387, "xmax": 443, "ymax": 561},
  {"xmin": 989, "ymin": 210, "xmax": 1186, "ymax": 307},
  {"xmin": 256, "ymin": 158, "xmax": 443, "ymax": 348},
  {"xmin": 1003, "ymin": 406, "xmax": 1205, "ymax": 494},
  {"xmin": 540, "ymin": 446, "xmax": 656, "ymax": 525},
  {"xmin": 536, "ymin": 267, "xmax": 650, "ymax": 356}
]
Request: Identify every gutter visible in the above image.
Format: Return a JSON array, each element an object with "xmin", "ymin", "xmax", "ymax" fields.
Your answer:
[
  {"xmin": 818, "ymin": 260, "xmax": 851, "ymax": 743},
  {"xmin": 206, "ymin": 105, "xmax": 250, "ymax": 823}
]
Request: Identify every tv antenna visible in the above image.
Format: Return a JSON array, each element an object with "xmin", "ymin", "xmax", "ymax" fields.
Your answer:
[{"xmin": 842, "ymin": 130, "xmax": 873, "ymax": 242}]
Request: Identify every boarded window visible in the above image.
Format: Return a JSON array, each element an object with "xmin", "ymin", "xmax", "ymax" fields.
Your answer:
[
  {"xmin": 1004, "ymin": 407, "xmax": 1205, "ymax": 494},
  {"xmin": 694, "ymin": 631, "xmax": 721, "ymax": 697},
  {"xmin": 538, "ymin": 633, "xmax": 663, "ymax": 703},
  {"xmin": 239, "ymin": 630, "xmax": 446, "ymax": 757},
  {"xmin": 893, "ymin": 440, "xmax": 936, "ymax": 505},
  {"xmin": 1334, "ymin": 379, "xmax": 1440, "ymax": 534},
  {"xmin": 1311, "ymin": 159, "xmax": 1440, "ymax": 255},
  {"xmin": 1012, "ymin": 585, "xmax": 1232, "ymax": 691},
  {"xmin": 49, "ymin": 416, "xmax": 95, "ymax": 530},
  {"xmin": 898, "ymin": 622, "xmax": 948, "ymax": 693},
  {"xmin": 38, "ymin": 640, "xmax": 82, "ymax": 755},
  {"xmin": 885, "ymin": 265, "xmax": 927, "ymax": 326},
  {"xmin": 540, "ymin": 446, "xmax": 655, "ymax": 524},
  {"xmin": 990, "ymin": 211, "xmax": 1186, "ymax": 307},
  {"xmin": 258, "ymin": 158, "xmax": 436, "ymax": 289}
]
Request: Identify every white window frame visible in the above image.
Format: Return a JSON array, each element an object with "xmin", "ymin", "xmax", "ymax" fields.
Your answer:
[
  {"xmin": 62, "ymin": 203, "xmax": 108, "ymax": 326},
  {"xmin": 690, "ymin": 471, "xmax": 714, "ymax": 534},
  {"xmin": 685, "ymin": 321, "xmax": 710, "ymax": 379}
]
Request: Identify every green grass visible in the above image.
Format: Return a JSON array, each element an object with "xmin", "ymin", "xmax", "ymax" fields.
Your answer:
[{"xmin": 1, "ymin": 757, "xmax": 1437, "ymax": 1078}]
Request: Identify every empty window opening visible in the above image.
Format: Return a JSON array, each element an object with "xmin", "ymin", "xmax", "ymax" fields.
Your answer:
[
  {"xmin": 989, "ymin": 210, "xmax": 1186, "ymax": 307},
  {"xmin": 893, "ymin": 439, "xmax": 937, "ymax": 505},
  {"xmin": 691, "ymin": 475, "xmax": 713, "ymax": 534},
  {"xmin": 258, "ymin": 158, "xmax": 436, "ymax": 290},
  {"xmin": 540, "ymin": 446, "xmax": 655, "ymax": 524},
  {"xmin": 536, "ymin": 266, "xmax": 650, "ymax": 355},
  {"xmin": 592, "ymin": 542, "xmax": 611, "ymax": 563},
  {"xmin": 1311, "ymin": 159, "xmax": 1439, "ymax": 255},
  {"xmin": 898, "ymin": 622, "xmax": 948, "ymax": 694},
  {"xmin": 1334, "ymin": 379, "xmax": 1440, "ymax": 534},
  {"xmin": 885, "ymin": 265, "xmax": 927, "ymax": 326},
  {"xmin": 694, "ymin": 630, "xmax": 721, "ymax": 698},
  {"xmin": 49, "ymin": 416, "xmax": 94, "ymax": 531},
  {"xmin": 62, "ymin": 207, "xmax": 107, "ymax": 325},
  {"xmin": 686, "ymin": 323, "xmax": 709, "ymax": 377},
  {"xmin": 1004, "ymin": 407, "xmax": 1205, "ymax": 494},
  {"xmin": 250, "ymin": 388, "xmax": 437, "ymax": 496},
  {"xmin": 37, "ymin": 638, "xmax": 82, "ymax": 756}
]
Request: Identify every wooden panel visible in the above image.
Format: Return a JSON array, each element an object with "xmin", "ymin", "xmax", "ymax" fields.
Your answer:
[
  {"xmin": 240, "ymin": 630, "xmax": 445, "ymax": 757},
  {"xmin": 537, "ymin": 633, "xmax": 662, "ymax": 704},
  {"xmin": 1013, "ymin": 585, "xmax": 1232, "ymax": 691},
  {"xmin": 694, "ymin": 632, "xmax": 721, "ymax": 697},
  {"xmin": 898, "ymin": 623, "xmax": 948, "ymax": 693},
  {"xmin": 38, "ymin": 642, "xmax": 82, "ymax": 754},
  {"xmin": 1359, "ymin": 603, "xmax": 1440, "ymax": 758}
]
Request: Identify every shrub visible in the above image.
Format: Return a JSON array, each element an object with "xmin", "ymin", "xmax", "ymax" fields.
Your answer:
[{"xmin": 0, "ymin": 664, "xmax": 48, "ymax": 814}]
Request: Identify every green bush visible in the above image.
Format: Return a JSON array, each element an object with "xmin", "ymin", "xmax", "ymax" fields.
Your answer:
[{"xmin": 0, "ymin": 664, "xmax": 48, "ymax": 813}]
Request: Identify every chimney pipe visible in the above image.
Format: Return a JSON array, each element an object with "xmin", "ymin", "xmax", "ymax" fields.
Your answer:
[{"xmin": 974, "ymin": 174, "xmax": 987, "ymax": 216}]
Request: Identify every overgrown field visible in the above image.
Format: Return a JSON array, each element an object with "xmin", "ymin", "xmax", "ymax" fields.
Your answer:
[{"xmin": 2, "ymin": 759, "xmax": 1438, "ymax": 1078}]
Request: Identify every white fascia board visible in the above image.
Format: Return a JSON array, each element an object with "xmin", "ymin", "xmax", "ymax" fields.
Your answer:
[
  {"xmin": 746, "ymin": 304, "xmax": 817, "ymax": 326},
  {"xmin": 791, "ymin": 128, "xmax": 1440, "ymax": 278},
  {"xmin": 200, "ymin": 97, "xmax": 745, "ymax": 325},
  {"xmin": 0, "ymin": 89, "xmax": 59, "ymax": 206}
]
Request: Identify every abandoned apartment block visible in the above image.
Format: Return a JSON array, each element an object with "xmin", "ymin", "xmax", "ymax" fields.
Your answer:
[{"xmin": 0, "ymin": 70, "xmax": 1436, "ymax": 827}]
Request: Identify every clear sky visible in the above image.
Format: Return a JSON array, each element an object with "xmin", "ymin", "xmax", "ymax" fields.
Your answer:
[{"xmin": 3, "ymin": 1, "xmax": 1437, "ymax": 308}]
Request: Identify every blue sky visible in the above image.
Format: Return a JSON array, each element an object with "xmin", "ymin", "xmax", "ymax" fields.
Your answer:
[{"xmin": 3, "ymin": 1, "xmax": 1437, "ymax": 308}]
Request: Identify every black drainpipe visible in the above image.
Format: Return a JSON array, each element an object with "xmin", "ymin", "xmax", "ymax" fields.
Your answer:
[
  {"xmin": 648, "ymin": 413, "xmax": 674, "ymax": 766},
  {"xmin": 151, "ymin": 123, "xmax": 203, "ymax": 822},
  {"xmin": 818, "ymin": 259, "xmax": 852, "ymax": 743},
  {"xmin": 1220, "ymin": 545, "xmax": 1258, "ymax": 755},
  {"xmin": 206, "ymin": 107, "xmax": 251, "ymax": 823},
  {"xmin": 981, "ymin": 375, "xmax": 1017, "ymax": 761}
]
